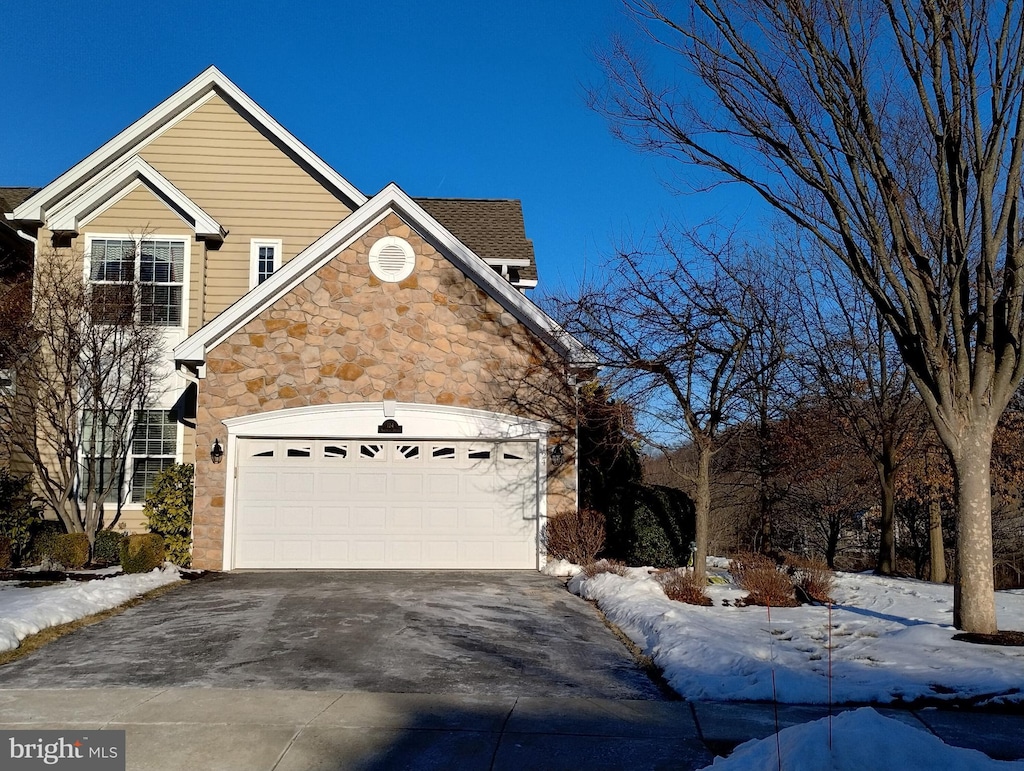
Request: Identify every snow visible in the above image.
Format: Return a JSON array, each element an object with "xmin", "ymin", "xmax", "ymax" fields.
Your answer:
[
  {"xmin": 569, "ymin": 563, "xmax": 1024, "ymax": 705},
  {"xmin": 702, "ymin": 707, "xmax": 1020, "ymax": 770},
  {"xmin": 540, "ymin": 558, "xmax": 581, "ymax": 577},
  {"xmin": 0, "ymin": 566, "xmax": 182, "ymax": 653}
]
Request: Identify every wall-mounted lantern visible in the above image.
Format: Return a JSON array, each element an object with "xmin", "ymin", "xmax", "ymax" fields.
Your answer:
[
  {"xmin": 550, "ymin": 443, "xmax": 565, "ymax": 469},
  {"xmin": 211, "ymin": 438, "xmax": 224, "ymax": 464}
]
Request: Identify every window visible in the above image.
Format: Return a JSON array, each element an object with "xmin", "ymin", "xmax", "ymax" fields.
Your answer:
[
  {"xmin": 249, "ymin": 239, "xmax": 282, "ymax": 289},
  {"xmin": 88, "ymin": 238, "xmax": 185, "ymax": 326},
  {"xmin": 130, "ymin": 409, "xmax": 178, "ymax": 503},
  {"xmin": 80, "ymin": 410, "xmax": 126, "ymax": 504}
]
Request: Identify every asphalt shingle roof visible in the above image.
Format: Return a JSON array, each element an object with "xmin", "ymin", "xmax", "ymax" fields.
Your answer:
[
  {"xmin": 0, "ymin": 187, "xmax": 40, "ymax": 214},
  {"xmin": 414, "ymin": 197, "xmax": 538, "ymax": 283}
]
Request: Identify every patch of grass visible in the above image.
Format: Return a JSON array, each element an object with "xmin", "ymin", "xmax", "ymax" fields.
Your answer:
[{"xmin": 0, "ymin": 580, "xmax": 187, "ymax": 667}]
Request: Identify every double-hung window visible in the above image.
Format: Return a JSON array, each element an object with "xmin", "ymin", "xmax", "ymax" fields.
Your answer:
[
  {"xmin": 89, "ymin": 238, "xmax": 185, "ymax": 326},
  {"xmin": 80, "ymin": 409, "xmax": 126, "ymax": 504},
  {"xmin": 130, "ymin": 409, "xmax": 178, "ymax": 503}
]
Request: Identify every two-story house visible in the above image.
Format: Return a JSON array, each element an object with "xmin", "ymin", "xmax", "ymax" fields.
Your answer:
[{"xmin": 3, "ymin": 67, "xmax": 591, "ymax": 571}]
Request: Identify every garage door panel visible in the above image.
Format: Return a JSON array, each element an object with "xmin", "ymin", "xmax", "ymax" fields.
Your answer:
[{"xmin": 234, "ymin": 438, "xmax": 538, "ymax": 569}]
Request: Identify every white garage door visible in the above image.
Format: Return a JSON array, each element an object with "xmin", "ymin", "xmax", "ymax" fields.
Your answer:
[{"xmin": 233, "ymin": 438, "xmax": 539, "ymax": 569}]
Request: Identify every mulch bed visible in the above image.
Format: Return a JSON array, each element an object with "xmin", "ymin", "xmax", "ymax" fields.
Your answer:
[
  {"xmin": 953, "ymin": 630, "xmax": 1024, "ymax": 646},
  {"xmin": 0, "ymin": 567, "xmax": 209, "ymax": 585}
]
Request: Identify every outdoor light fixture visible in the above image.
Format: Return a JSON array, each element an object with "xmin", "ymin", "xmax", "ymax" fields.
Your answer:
[
  {"xmin": 550, "ymin": 443, "xmax": 565, "ymax": 468},
  {"xmin": 211, "ymin": 438, "xmax": 224, "ymax": 464}
]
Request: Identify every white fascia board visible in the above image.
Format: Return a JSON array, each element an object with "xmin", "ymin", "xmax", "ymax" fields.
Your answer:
[
  {"xmin": 174, "ymin": 182, "xmax": 596, "ymax": 367},
  {"xmin": 48, "ymin": 156, "xmax": 224, "ymax": 238},
  {"xmin": 14, "ymin": 66, "xmax": 365, "ymax": 224},
  {"xmin": 484, "ymin": 258, "xmax": 532, "ymax": 267}
]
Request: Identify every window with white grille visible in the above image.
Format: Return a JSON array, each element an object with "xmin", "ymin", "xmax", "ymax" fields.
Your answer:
[{"xmin": 88, "ymin": 238, "xmax": 185, "ymax": 326}]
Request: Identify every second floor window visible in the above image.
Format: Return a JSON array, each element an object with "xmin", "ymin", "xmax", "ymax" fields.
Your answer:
[
  {"xmin": 249, "ymin": 238, "xmax": 282, "ymax": 289},
  {"xmin": 89, "ymin": 238, "xmax": 185, "ymax": 326}
]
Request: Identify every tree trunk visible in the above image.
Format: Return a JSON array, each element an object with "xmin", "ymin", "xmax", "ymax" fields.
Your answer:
[
  {"xmin": 875, "ymin": 458, "xmax": 896, "ymax": 575},
  {"xmin": 693, "ymin": 442, "xmax": 711, "ymax": 581},
  {"xmin": 950, "ymin": 432, "xmax": 998, "ymax": 633},
  {"xmin": 928, "ymin": 498, "xmax": 947, "ymax": 583}
]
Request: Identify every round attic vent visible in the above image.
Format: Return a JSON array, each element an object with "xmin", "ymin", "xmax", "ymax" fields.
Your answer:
[{"xmin": 368, "ymin": 236, "xmax": 416, "ymax": 282}]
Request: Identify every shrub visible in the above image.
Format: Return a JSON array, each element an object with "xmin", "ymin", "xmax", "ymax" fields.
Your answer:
[
  {"xmin": 658, "ymin": 567, "xmax": 713, "ymax": 606},
  {"xmin": 0, "ymin": 537, "xmax": 12, "ymax": 569},
  {"xmin": 143, "ymin": 464, "xmax": 194, "ymax": 567},
  {"xmin": 787, "ymin": 555, "xmax": 836, "ymax": 604},
  {"xmin": 543, "ymin": 508, "xmax": 606, "ymax": 565},
  {"xmin": 93, "ymin": 529, "xmax": 127, "ymax": 566},
  {"xmin": 51, "ymin": 533, "xmax": 89, "ymax": 569},
  {"xmin": 0, "ymin": 469, "xmax": 42, "ymax": 563},
  {"xmin": 27, "ymin": 520, "xmax": 65, "ymax": 565},
  {"xmin": 121, "ymin": 533, "xmax": 165, "ymax": 574},
  {"xmin": 582, "ymin": 558, "xmax": 630, "ymax": 578},
  {"xmin": 603, "ymin": 483, "xmax": 695, "ymax": 567},
  {"xmin": 730, "ymin": 552, "xmax": 798, "ymax": 607}
]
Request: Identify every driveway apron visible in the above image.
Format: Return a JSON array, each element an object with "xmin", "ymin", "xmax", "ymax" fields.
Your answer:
[{"xmin": 0, "ymin": 571, "xmax": 663, "ymax": 699}]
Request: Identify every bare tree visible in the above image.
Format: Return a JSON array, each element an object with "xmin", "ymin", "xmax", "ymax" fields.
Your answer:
[
  {"xmin": 0, "ymin": 249, "xmax": 163, "ymax": 551},
  {"xmin": 598, "ymin": 0, "xmax": 1024, "ymax": 632},
  {"xmin": 560, "ymin": 229, "xmax": 781, "ymax": 579},
  {"xmin": 794, "ymin": 247, "xmax": 926, "ymax": 575}
]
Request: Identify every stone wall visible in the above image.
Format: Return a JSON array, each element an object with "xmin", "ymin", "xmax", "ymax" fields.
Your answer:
[{"xmin": 191, "ymin": 213, "xmax": 576, "ymax": 569}]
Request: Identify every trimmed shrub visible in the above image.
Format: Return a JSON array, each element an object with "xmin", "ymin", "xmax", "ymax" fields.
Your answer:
[
  {"xmin": 143, "ymin": 464, "xmax": 194, "ymax": 567},
  {"xmin": 0, "ymin": 469, "xmax": 42, "ymax": 563},
  {"xmin": 787, "ymin": 555, "xmax": 836, "ymax": 604},
  {"xmin": 658, "ymin": 567, "xmax": 713, "ymax": 606},
  {"xmin": 603, "ymin": 483, "xmax": 696, "ymax": 567},
  {"xmin": 93, "ymin": 529, "xmax": 127, "ymax": 566},
  {"xmin": 0, "ymin": 537, "xmax": 12, "ymax": 569},
  {"xmin": 51, "ymin": 533, "xmax": 89, "ymax": 569},
  {"xmin": 582, "ymin": 558, "xmax": 630, "ymax": 578},
  {"xmin": 121, "ymin": 533, "xmax": 165, "ymax": 574},
  {"xmin": 27, "ymin": 520, "xmax": 65, "ymax": 565},
  {"xmin": 730, "ymin": 552, "xmax": 798, "ymax": 607},
  {"xmin": 543, "ymin": 508, "xmax": 605, "ymax": 566}
]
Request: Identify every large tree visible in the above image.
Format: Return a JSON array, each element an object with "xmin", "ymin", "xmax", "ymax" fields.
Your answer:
[
  {"xmin": 0, "ymin": 250, "xmax": 163, "ymax": 551},
  {"xmin": 561, "ymin": 229, "xmax": 781, "ymax": 579},
  {"xmin": 599, "ymin": 0, "xmax": 1024, "ymax": 632}
]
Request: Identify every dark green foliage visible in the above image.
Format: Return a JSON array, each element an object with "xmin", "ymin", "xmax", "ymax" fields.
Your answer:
[
  {"xmin": 603, "ymin": 483, "xmax": 696, "ymax": 567},
  {"xmin": 51, "ymin": 533, "xmax": 89, "ymax": 569},
  {"xmin": 27, "ymin": 520, "xmax": 65, "ymax": 565},
  {"xmin": 0, "ymin": 468, "xmax": 42, "ymax": 564},
  {"xmin": 143, "ymin": 464, "xmax": 193, "ymax": 567},
  {"xmin": 93, "ymin": 529, "xmax": 126, "ymax": 565},
  {"xmin": 0, "ymin": 537, "xmax": 11, "ymax": 569},
  {"xmin": 578, "ymin": 384, "xmax": 643, "ymax": 512},
  {"xmin": 120, "ymin": 533, "xmax": 165, "ymax": 573}
]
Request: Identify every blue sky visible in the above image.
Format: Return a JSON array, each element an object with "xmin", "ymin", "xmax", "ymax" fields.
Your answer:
[{"xmin": 0, "ymin": 1, "xmax": 757, "ymax": 296}]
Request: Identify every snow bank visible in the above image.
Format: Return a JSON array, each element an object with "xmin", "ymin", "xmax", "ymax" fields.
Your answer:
[
  {"xmin": 540, "ymin": 559, "xmax": 581, "ymax": 577},
  {"xmin": 0, "ymin": 566, "xmax": 182, "ymax": 653},
  {"xmin": 570, "ymin": 567, "xmax": 1024, "ymax": 704},
  {"xmin": 704, "ymin": 708, "xmax": 1015, "ymax": 770}
]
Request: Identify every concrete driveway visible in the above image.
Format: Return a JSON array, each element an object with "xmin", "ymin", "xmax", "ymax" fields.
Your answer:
[{"xmin": 0, "ymin": 571, "xmax": 663, "ymax": 699}]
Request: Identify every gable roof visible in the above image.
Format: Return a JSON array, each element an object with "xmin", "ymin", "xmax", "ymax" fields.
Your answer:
[
  {"xmin": 0, "ymin": 188, "xmax": 40, "ymax": 212},
  {"xmin": 174, "ymin": 182, "xmax": 594, "ymax": 368},
  {"xmin": 47, "ymin": 157, "xmax": 225, "ymax": 239},
  {"xmin": 414, "ymin": 198, "xmax": 537, "ymax": 283},
  {"xmin": 9, "ymin": 66, "xmax": 366, "ymax": 226}
]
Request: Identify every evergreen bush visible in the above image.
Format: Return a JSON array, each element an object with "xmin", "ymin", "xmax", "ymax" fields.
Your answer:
[
  {"xmin": 93, "ymin": 529, "xmax": 127, "ymax": 565},
  {"xmin": 0, "ymin": 469, "xmax": 42, "ymax": 564},
  {"xmin": 143, "ymin": 464, "xmax": 194, "ymax": 567},
  {"xmin": 121, "ymin": 533, "xmax": 165, "ymax": 573},
  {"xmin": 603, "ymin": 483, "xmax": 696, "ymax": 567},
  {"xmin": 51, "ymin": 533, "xmax": 89, "ymax": 569},
  {"xmin": 27, "ymin": 521, "xmax": 65, "ymax": 565}
]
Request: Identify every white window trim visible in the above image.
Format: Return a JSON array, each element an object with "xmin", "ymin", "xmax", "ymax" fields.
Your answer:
[
  {"xmin": 83, "ymin": 233, "xmax": 191, "ymax": 331},
  {"xmin": 249, "ymin": 238, "xmax": 283, "ymax": 290}
]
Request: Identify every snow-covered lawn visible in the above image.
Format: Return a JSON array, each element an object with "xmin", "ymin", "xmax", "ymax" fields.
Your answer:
[
  {"xmin": 0, "ymin": 566, "xmax": 182, "ymax": 653},
  {"xmin": 707, "ymin": 708, "xmax": 1016, "ymax": 770},
  {"xmin": 570, "ymin": 562, "xmax": 1024, "ymax": 705}
]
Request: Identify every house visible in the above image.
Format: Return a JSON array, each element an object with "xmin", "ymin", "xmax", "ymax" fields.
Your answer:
[{"xmin": 3, "ymin": 67, "xmax": 592, "ymax": 571}]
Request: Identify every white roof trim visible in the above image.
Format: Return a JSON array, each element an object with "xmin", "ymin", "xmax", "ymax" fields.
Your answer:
[
  {"xmin": 13, "ymin": 65, "xmax": 365, "ymax": 224},
  {"xmin": 47, "ymin": 156, "xmax": 225, "ymax": 239},
  {"xmin": 174, "ymin": 182, "xmax": 596, "ymax": 367}
]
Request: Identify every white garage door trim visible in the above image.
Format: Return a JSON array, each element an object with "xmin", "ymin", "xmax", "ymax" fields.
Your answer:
[{"xmin": 219, "ymin": 402, "xmax": 553, "ymax": 570}]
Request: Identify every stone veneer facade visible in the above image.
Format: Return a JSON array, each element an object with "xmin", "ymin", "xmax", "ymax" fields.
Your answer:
[{"xmin": 190, "ymin": 213, "xmax": 576, "ymax": 569}]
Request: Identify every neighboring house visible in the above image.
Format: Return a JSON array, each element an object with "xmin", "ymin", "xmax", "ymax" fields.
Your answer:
[{"xmin": 3, "ymin": 67, "xmax": 592, "ymax": 571}]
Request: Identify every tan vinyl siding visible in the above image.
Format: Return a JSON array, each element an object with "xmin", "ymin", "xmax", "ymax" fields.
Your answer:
[
  {"xmin": 85, "ymin": 184, "xmax": 193, "ymax": 234},
  {"xmin": 139, "ymin": 93, "xmax": 352, "ymax": 318}
]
